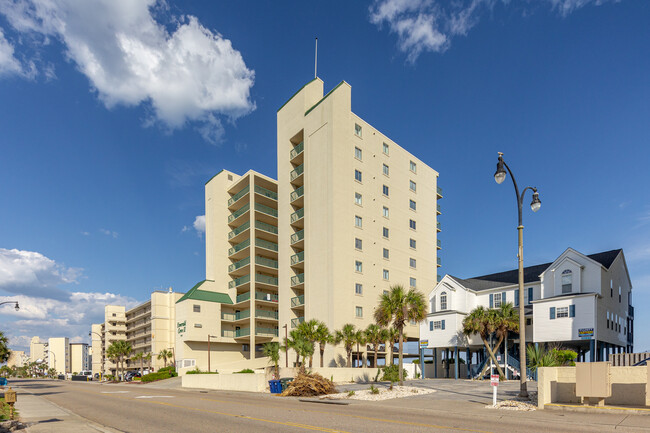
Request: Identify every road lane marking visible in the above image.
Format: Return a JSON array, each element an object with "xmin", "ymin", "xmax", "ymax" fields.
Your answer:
[
  {"xmin": 135, "ymin": 396, "xmax": 173, "ymax": 399},
  {"xmin": 101, "ymin": 391, "xmax": 129, "ymax": 394}
]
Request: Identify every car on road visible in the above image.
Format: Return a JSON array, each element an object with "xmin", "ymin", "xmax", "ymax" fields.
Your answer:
[{"xmin": 633, "ymin": 357, "xmax": 650, "ymax": 366}]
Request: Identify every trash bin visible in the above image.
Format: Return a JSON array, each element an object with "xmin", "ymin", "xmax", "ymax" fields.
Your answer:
[
  {"xmin": 0, "ymin": 377, "xmax": 7, "ymax": 386},
  {"xmin": 269, "ymin": 379, "xmax": 281, "ymax": 394},
  {"xmin": 280, "ymin": 377, "xmax": 293, "ymax": 391}
]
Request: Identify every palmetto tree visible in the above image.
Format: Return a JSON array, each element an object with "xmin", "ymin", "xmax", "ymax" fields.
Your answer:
[
  {"xmin": 157, "ymin": 349, "xmax": 173, "ymax": 369},
  {"xmin": 354, "ymin": 330, "xmax": 366, "ymax": 368},
  {"xmin": 297, "ymin": 319, "xmax": 319, "ymax": 368},
  {"xmin": 384, "ymin": 327, "xmax": 399, "ymax": 366},
  {"xmin": 374, "ymin": 285, "xmax": 428, "ymax": 385},
  {"xmin": 144, "ymin": 352, "xmax": 152, "ymax": 372},
  {"xmin": 131, "ymin": 352, "xmax": 145, "ymax": 376},
  {"xmin": 287, "ymin": 329, "xmax": 305, "ymax": 367},
  {"xmin": 365, "ymin": 324, "xmax": 386, "ymax": 368},
  {"xmin": 313, "ymin": 321, "xmax": 331, "ymax": 368},
  {"xmin": 0, "ymin": 331, "xmax": 11, "ymax": 364},
  {"xmin": 107, "ymin": 340, "xmax": 132, "ymax": 381},
  {"xmin": 262, "ymin": 342, "xmax": 280, "ymax": 378},
  {"xmin": 334, "ymin": 324, "xmax": 357, "ymax": 368}
]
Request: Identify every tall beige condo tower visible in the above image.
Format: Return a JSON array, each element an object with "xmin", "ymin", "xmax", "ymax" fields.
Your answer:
[
  {"xmin": 91, "ymin": 305, "xmax": 126, "ymax": 376},
  {"xmin": 47, "ymin": 337, "xmax": 70, "ymax": 374},
  {"xmin": 30, "ymin": 336, "xmax": 47, "ymax": 362},
  {"xmin": 277, "ymin": 79, "xmax": 441, "ymax": 367}
]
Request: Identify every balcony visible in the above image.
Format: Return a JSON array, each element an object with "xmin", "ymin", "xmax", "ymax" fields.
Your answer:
[
  {"xmin": 255, "ymin": 220, "xmax": 278, "ymax": 236},
  {"xmin": 291, "ymin": 317, "xmax": 305, "ymax": 328},
  {"xmin": 255, "ymin": 238, "xmax": 278, "ymax": 253},
  {"xmin": 255, "ymin": 309, "xmax": 279, "ymax": 320},
  {"xmin": 228, "ymin": 257, "xmax": 250, "ymax": 274},
  {"xmin": 235, "ymin": 291, "xmax": 251, "ymax": 304},
  {"xmin": 221, "ymin": 329, "xmax": 236, "ymax": 338},
  {"xmin": 290, "ymin": 208, "xmax": 304, "ymax": 228},
  {"xmin": 290, "ymin": 229, "xmax": 304, "ymax": 247},
  {"xmin": 291, "ymin": 295, "xmax": 304, "ymax": 308},
  {"xmin": 255, "ymin": 292, "xmax": 279, "ymax": 303},
  {"xmin": 437, "ymin": 186, "xmax": 443, "ymax": 198},
  {"xmin": 221, "ymin": 310, "xmax": 250, "ymax": 321},
  {"xmin": 256, "ymin": 327, "xmax": 279, "ymax": 337},
  {"xmin": 437, "ymin": 204, "xmax": 441, "ymax": 215},
  {"xmin": 228, "ymin": 221, "xmax": 250, "ymax": 241},
  {"xmin": 437, "ymin": 221, "xmax": 441, "ymax": 232},
  {"xmin": 289, "ymin": 141, "xmax": 304, "ymax": 161},
  {"xmin": 291, "ymin": 273, "xmax": 305, "ymax": 288},
  {"xmin": 255, "ymin": 256, "xmax": 278, "ymax": 270},
  {"xmin": 228, "ymin": 238, "xmax": 250, "ymax": 258},
  {"xmin": 254, "ymin": 185, "xmax": 278, "ymax": 201},
  {"xmin": 228, "ymin": 185, "xmax": 250, "ymax": 208},
  {"xmin": 228, "ymin": 203, "xmax": 251, "ymax": 224},
  {"xmin": 229, "ymin": 274, "xmax": 251, "ymax": 289},
  {"xmin": 437, "ymin": 257, "xmax": 442, "ymax": 267},
  {"xmin": 290, "ymin": 186, "xmax": 304, "ymax": 206},
  {"xmin": 254, "ymin": 203, "xmax": 278, "ymax": 221},
  {"xmin": 437, "ymin": 239, "xmax": 442, "ymax": 249},
  {"xmin": 290, "ymin": 251, "xmax": 304, "ymax": 266},
  {"xmin": 256, "ymin": 274, "xmax": 278, "ymax": 288},
  {"xmin": 235, "ymin": 328, "xmax": 251, "ymax": 338},
  {"xmin": 290, "ymin": 164, "xmax": 304, "ymax": 184}
]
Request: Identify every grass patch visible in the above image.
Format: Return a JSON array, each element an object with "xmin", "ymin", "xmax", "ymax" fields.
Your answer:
[
  {"xmin": 186, "ymin": 368, "xmax": 219, "ymax": 375},
  {"xmin": 234, "ymin": 369, "xmax": 255, "ymax": 374},
  {"xmin": 1, "ymin": 397, "xmax": 17, "ymax": 420}
]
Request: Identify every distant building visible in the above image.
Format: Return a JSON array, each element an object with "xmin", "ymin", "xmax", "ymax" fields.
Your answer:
[
  {"xmin": 91, "ymin": 305, "xmax": 126, "ymax": 376},
  {"xmin": 69, "ymin": 343, "xmax": 90, "ymax": 373},
  {"xmin": 30, "ymin": 336, "xmax": 47, "ymax": 363},
  {"xmin": 6, "ymin": 350, "xmax": 27, "ymax": 368},
  {"xmin": 47, "ymin": 337, "xmax": 70, "ymax": 374}
]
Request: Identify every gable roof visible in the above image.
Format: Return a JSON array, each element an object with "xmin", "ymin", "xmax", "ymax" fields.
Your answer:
[
  {"xmin": 451, "ymin": 249, "xmax": 622, "ymax": 292},
  {"xmin": 176, "ymin": 280, "xmax": 233, "ymax": 304}
]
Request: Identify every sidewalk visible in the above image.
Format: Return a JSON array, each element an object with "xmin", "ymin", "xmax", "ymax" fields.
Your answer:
[{"xmin": 15, "ymin": 391, "xmax": 119, "ymax": 433}]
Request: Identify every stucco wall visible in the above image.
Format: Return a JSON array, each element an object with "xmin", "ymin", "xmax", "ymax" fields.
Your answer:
[{"xmin": 182, "ymin": 372, "xmax": 268, "ymax": 392}]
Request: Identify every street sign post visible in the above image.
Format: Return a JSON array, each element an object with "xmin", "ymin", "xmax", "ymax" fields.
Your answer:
[{"xmin": 491, "ymin": 374, "xmax": 499, "ymax": 406}]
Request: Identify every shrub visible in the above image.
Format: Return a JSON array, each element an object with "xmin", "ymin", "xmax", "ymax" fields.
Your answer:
[
  {"xmin": 381, "ymin": 364, "xmax": 408, "ymax": 383},
  {"xmin": 347, "ymin": 390, "xmax": 355, "ymax": 397},
  {"xmin": 369, "ymin": 385, "xmax": 379, "ymax": 395},
  {"xmin": 234, "ymin": 368, "xmax": 254, "ymax": 374},
  {"xmin": 187, "ymin": 368, "xmax": 218, "ymax": 375},
  {"xmin": 141, "ymin": 372, "xmax": 172, "ymax": 383}
]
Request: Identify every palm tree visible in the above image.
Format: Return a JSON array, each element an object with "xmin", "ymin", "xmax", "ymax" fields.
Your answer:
[
  {"xmin": 297, "ymin": 319, "xmax": 319, "ymax": 367},
  {"xmin": 143, "ymin": 352, "xmax": 152, "ymax": 372},
  {"xmin": 132, "ymin": 352, "xmax": 144, "ymax": 376},
  {"xmin": 262, "ymin": 342, "xmax": 280, "ymax": 378},
  {"xmin": 106, "ymin": 340, "xmax": 132, "ymax": 381},
  {"xmin": 0, "ymin": 331, "xmax": 11, "ymax": 364},
  {"xmin": 365, "ymin": 324, "xmax": 385, "ymax": 368},
  {"xmin": 313, "ymin": 321, "xmax": 331, "ymax": 368},
  {"xmin": 374, "ymin": 285, "xmax": 428, "ymax": 385},
  {"xmin": 287, "ymin": 329, "xmax": 305, "ymax": 367},
  {"xmin": 157, "ymin": 349, "xmax": 173, "ymax": 369},
  {"xmin": 334, "ymin": 324, "xmax": 357, "ymax": 368},
  {"xmin": 354, "ymin": 330, "xmax": 366, "ymax": 368},
  {"xmin": 384, "ymin": 327, "xmax": 399, "ymax": 366}
]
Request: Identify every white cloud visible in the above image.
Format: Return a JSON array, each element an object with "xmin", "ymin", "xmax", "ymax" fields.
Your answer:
[
  {"xmin": 369, "ymin": 0, "xmax": 624, "ymax": 62},
  {"xmin": 0, "ymin": 0, "xmax": 255, "ymax": 142},
  {"xmin": 0, "ymin": 248, "xmax": 81, "ymax": 299},
  {"xmin": 99, "ymin": 228, "xmax": 118, "ymax": 238},
  {"xmin": 0, "ymin": 27, "xmax": 34, "ymax": 77},
  {"xmin": 193, "ymin": 215, "xmax": 205, "ymax": 237}
]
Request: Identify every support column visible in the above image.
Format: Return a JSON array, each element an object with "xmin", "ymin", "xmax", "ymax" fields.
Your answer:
[
  {"xmin": 466, "ymin": 348, "xmax": 471, "ymax": 379},
  {"xmin": 454, "ymin": 346, "xmax": 459, "ymax": 380},
  {"xmin": 433, "ymin": 348, "xmax": 438, "ymax": 378},
  {"xmin": 445, "ymin": 348, "xmax": 450, "ymax": 378},
  {"xmin": 504, "ymin": 334, "xmax": 508, "ymax": 380},
  {"xmin": 419, "ymin": 347, "xmax": 425, "ymax": 379}
]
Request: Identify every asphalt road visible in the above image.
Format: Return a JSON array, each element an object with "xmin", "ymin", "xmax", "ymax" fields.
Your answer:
[{"xmin": 10, "ymin": 378, "xmax": 650, "ymax": 433}]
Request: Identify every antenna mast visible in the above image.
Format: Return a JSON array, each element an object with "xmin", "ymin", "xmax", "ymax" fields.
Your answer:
[{"xmin": 314, "ymin": 37, "xmax": 318, "ymax": 78}]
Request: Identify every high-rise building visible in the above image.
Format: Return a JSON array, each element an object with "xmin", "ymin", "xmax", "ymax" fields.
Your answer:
[
  {"xmin": 69, "ymin": 343, "xmax": 90, "ymax": 373},
  {"xmin": 47, "ymin": 337, "xmax": 70, "ymax": 374},
  {"xmin": 91, "ymin": 305, "xmax": 126, "ymax": 376},
  {"xmin": 29, "ymin": 336, "xmax": 47, "ymax": 362}
]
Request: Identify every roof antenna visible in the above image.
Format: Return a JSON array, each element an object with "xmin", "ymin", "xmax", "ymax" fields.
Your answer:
[{"xmin": 314, "ymin": 37, "xmax": 318, "ymax": 79}]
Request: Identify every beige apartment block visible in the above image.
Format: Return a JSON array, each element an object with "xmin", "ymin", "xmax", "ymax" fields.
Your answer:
[
  {"xmin": 69, "ymin": 343, "xmax": 90, "ymax": 373},
  {"xmin": 175, "ymin": 171, "xmax": 279, "ymax": 373},
  {"xmin": 47, "ymin": 337, "xmax": 70, "ymax": 374},
  {"xmin": 277, "ymin": 78, "xmax": 441, "ymax": 367},
  {"xmin": 91, "ymin": 305, "xmax": 126, "ymax": 376},
  {"xmin": 29, "ymin": 336, "xmax": 47, "ymax": 363},
  {"xmin": 124, "ymin": 289, "xmax": 183, "ymax": 372},
  {"xmin": 7, "ymin": 350, "xmax": 27, "ymax": 368}
]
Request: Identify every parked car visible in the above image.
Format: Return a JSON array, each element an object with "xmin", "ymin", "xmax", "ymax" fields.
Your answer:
[
  {"xmin": 80, "ymin": 370, "xmax": 93, "ymax": 380},
  {"xmin": 632, "ymin": 357, "xmax": 650, "ymax": 366},
  {"xmin": 125, "ymin": 371, "xmax": 142, "ymax": 381}
]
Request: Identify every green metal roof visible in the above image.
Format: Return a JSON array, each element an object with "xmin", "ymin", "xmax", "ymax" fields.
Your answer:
[{"xmin": 176, "ymin": 280, "xmax": 233, "ymax": 304}]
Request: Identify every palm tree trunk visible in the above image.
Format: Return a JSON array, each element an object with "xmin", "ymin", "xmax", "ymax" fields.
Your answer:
[
  {"xmin": 398, "ymin": 327, "xmax": 404, "ymax": 386},
  {"xmin": 356, "ymin": 342, "xmax": 360, "ymax": 368},
  {"xmin": 309, "ymin": 354, "xmax": 313, "ymax": 368},
  {"xmin": 479, "ymin": 336, "xmax": 506, "ymax": 378},
  {"xmin": 347, "ymin": 348, "xmax": 352, "ymax": 368},
  {"xmin": 320, "ymin": 343, "xmax": 325, "ymax": 368},
  {"xmin": 373, "ymin": 345, "xmax": 378, "ymax": 368}
]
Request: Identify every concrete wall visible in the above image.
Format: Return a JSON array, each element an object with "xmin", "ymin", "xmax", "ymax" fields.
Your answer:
[
  {"xmin": 537, "ymin": 365, "xmax": 650, "ymax": 408},
  {"xmin": 182, "ymin": 372, "xmax": 268, "ymax": 392},
  {"xmin": 275, "ymin": 367, "xmax": 383, "ymax": 384}
]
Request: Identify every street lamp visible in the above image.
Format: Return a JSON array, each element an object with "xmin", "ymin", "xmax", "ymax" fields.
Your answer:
[
  {"xmin": 89, "ymin": 331, "xmax": 104, "ymax": 380},
  {"xmin": 493, "ymin": 152, "xmax": 541, "ymax": 399},
  {"xmin": 0, "ymin": 301, "xmax": 19, "ymax": 311}
]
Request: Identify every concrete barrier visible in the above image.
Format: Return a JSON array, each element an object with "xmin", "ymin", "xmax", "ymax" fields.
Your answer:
[
  {"xmin": 538, "ymin": 365, "xmax": 650, "ymax": 409},
  {"xmin": 182, "ymin": 372, "xmax": 268, "ymax": 392}
]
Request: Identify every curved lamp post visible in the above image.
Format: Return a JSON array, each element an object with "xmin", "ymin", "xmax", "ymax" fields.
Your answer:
[
  {"xmin": 0, "ymin": 301, "xmax": 19, "ymax": 311},
  {"xmin": 494, "ymin": 152, "xmax": 541, "ymax": 398},
  {"xmin": 89, "ymin": 331, "xmax": 104, "ymax": 379}
]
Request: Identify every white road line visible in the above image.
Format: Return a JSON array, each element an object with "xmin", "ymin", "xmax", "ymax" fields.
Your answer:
[
  {"xmin": 135, "ymin": 395, "xmax": 174, "ymax": 399},
  {"xmin": 101, "ymin": 391, "xmax": 130, "ymax": 394}
]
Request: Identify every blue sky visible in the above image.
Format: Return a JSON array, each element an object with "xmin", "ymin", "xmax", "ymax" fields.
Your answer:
[{"xmin": 0, "ymin": 0, "xmax": 648, "ymax": 353}]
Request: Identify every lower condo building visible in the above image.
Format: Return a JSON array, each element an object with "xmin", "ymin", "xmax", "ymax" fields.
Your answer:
[
  {"xmin": 177, "ymin": 77, "xmax": 441, "ymax": 373},
  {"xmin": 419, "ymin": 248, "xmax": 634, "ymax": 379}
]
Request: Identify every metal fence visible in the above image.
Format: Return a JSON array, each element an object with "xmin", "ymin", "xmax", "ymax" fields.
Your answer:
[{"xmin": 608, "ymin": 352, "xmax": 650, "ymax": 366}]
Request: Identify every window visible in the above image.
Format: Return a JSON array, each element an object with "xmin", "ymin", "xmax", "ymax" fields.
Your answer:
[
  {"xmin": 355, "ymin": 261, "xmax": 363, "ymax": 273},
  {"xmin": 355, "ymin": 123, "xmax": 362, "ymax": 137},
  {"xmin": 383, "ymin": 206, "xmax": 389, "ymax": 218},
  {"xmin": 410, "ymin": 238, "xmax": 416, "ymax": 249},
  {"xmin": 355, "ymin": 283, "xmax": 363, "ymax": 295},
  {"xmin": 383, "ymin": 164, "xmax": 389, "ymax": 176},
  {"xmin": 383, "ymin": 248, "xmax": 389, "ymax": 259},
  {"xmin": 410, "ymin": 277, "xmax": 416, "ymax": 288},
  {"xmin": 355, "ymin": 146, "xmax": 362, "ymax": 160},
  {"xmin": 383, "ymin": 269, "xmax": 389, "ymax": 280},
  {"xmin": 355, "ymin": 215, "xmax": 362, "ymax": 228},
  {"xmin": 526, "ymin": 318, "xmax": 532, "ymax": 326},
  {"xmin": 557, "ymin": 307, "xmax": 569, "ymax": 318},
  {"xmin": 410, "ymin": 161, "xmax": 417, "ymax": 173},
  {"xmin": 194, "ymin": 323, "xmax": 202, "ymax": 328},
  {"xmin": 440, "ymin": 292, "xmax": 448, "ymax": 310},
  {"xmin": 527, "ymin": 287, "xmax": 533, "ymax": 304},
  {"xmin": 112, "ymin": 313, "xmax": 116, "ymax": 317},
  {"xmin": 561, "ymin": 269, "xmax": 572, "ymax": 293},
  {"xmin": 355, "ymin": 169, "xmax": 362, "ymax": 182},
  {"xmin": 193, "ymin": 305, "xmax": 201, "ymax": 313},
  {"xmin": 356, "ymin": 306, "xmax": 363, "ymax": 317},
  {"xmin": 383, "ymin": 185, "xmax": 389, "ymax": 196},
  {"xmin": 355, "ymin": 192, "xmax": 362, "ymax": 206},
  {"xmin": 382, "ymin": 227, "xmax": 389, "ymax": 238},
  {"xmin": 433, "ymin": 320, "xmax": 444, "ymax": 330},
  {"xmin": 409, "ymin": 219, "xmax": 416, "ymax": 230},
  {"xmin": 355, "ymin": 238, "xmax": 362, "ymax": 250},
  {"xmin": 409, "ymin": 199, "xmax": 416, "ymax": 211},
  {"xmin": 410, "ymin": 258, "xmax": 416, "ymax": 268},
  {"xmin": 383, "ymin": 143, "xmax": 389, "ymax": 155},
  {"xmin": 493, "ymin": 293, "xmax": 502, "ymax": 308},
  {"xmin": 409, "ymin": 180, "xmax": 416, "ymax": 192}
]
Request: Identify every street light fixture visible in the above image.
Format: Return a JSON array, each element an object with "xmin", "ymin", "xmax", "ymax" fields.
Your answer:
[
  {"xmin": 0, "ymin": 301, "xmax": 19, "ymax": 311},
  {"xmin": 493, "ymin": 152, "xmax": 541, "ymax": 399}
]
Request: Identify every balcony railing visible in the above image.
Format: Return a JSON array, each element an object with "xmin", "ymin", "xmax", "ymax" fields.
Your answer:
[
  {"xmin": 437, "ymin": 204, "xmax": 441, "ymax": 214},
  {"xmin": 290, "ymin": 164, "xmax": 304, "ymax": 181},
  {"xmin": 437, "ymin": 257, "xmax": 442, "ymax": 266},
  {"xmin": 437, "ymin": 186, "xmax": 443, "ymax": 196},
  {"xmin": 291, "ymin": 295, "xmax": 304, "ymax": 308},
  {"xmin": 255, "ymin": 256, "xmax": 278, "ymax": 269},
  {"xmin": 228, "ymin": 221, "xmax": 250, "ymax": 240},
  {"xmin": 255, "ymin": 203, "xmax": 278, "ymax": 218},
  {"xmin": 228, "ymin": 238, "xmax": 250, "ymax": 256},
  {"xmin": 290, "ymin": 251, "xmax": 304, "ymax": 265},
  {"xmin": 256, "ymin": 274, "xmax": 278, "ymax": 286},
  {"xmin": 290, "ymin": 230, "xmax": 304, "ymax": 245},
  {"xmin": 290, "ymin": 186, "xmax": 304, "ymax": 202},
  {"xmin": 437, "ymin": 239, "xmax": 442, "ymax": 248},
  {"xmin": 256, "ymin": 238, "xmax": 278, "ymax": 252},
  {"xmin": 254, "ymin": 185, "xmax": 278, "ymax": 200},
  {"xmin": 255, "ymin": 292, "xmax": 279, "ymax": 302},
  {"xmin": 228, "ymin": 203, "xmax": 250, "ymax": 223},
  {"xmin": 236, "ymin": 292, "xmax": 251, "ymax": 303},
  {"xmin": 235, "ymin": 328, "xmax": 250, "ymax": 338},
  {"xmin": 227, "ymin": 185, "xmax": 250, "ymax": 207},
  {"xmin": 228, "ymin": 256, "xmax": 250, "ymax": 273},
  {"xmin": 291, "ymin": 317, "xmax": 305, "ymax": 328},
  {"xmin": 256, "ymin": 310, "xmax": 279, "ymax": 320},
  {"xmin": 290, "ymin": 208, "xmax": 304, "ymax": 223},
  {"xmin": 291, "ymin": 273, "xmax": 305, "ymax": 286},
  {"xmin": 229, "ymin": 274, "xmax": 251, "ymax": 289},
  {"xmin": 289, "ymin": 142, "xmax": 304, "ymax": 160},
  {"xmin": 255, "ymin": 220, "xmax": 278, "ymax": 235},
  {"xmin": 437, "ymin": 221, "xmax": 441, "ymax": 231},
  {"xmin": 221, "ymin": 310, "xmax": 250, "ymax": 321},
  {"xmin": 221, "ymin": 329, "xmax": 236, "ymax": 338},
  {"xmin": 256, "ymin": 327, "xmax": 279, "ymax": 337}
]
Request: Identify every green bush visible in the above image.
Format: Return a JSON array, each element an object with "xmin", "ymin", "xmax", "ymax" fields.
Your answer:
[
  {"xmin": 186, "ymin": 368, "xmax": 218, "ymax": 375},
  {"xmin": 381, "ymin": 364, "xmax": 408, "ymax": 383},
  {"xmin": 234, "ymin": 368, "xmax": 255, "ymax": 374},
  {"xmin": 141, "ymin": 372, "xmax": 172, "ymax": 383}
]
